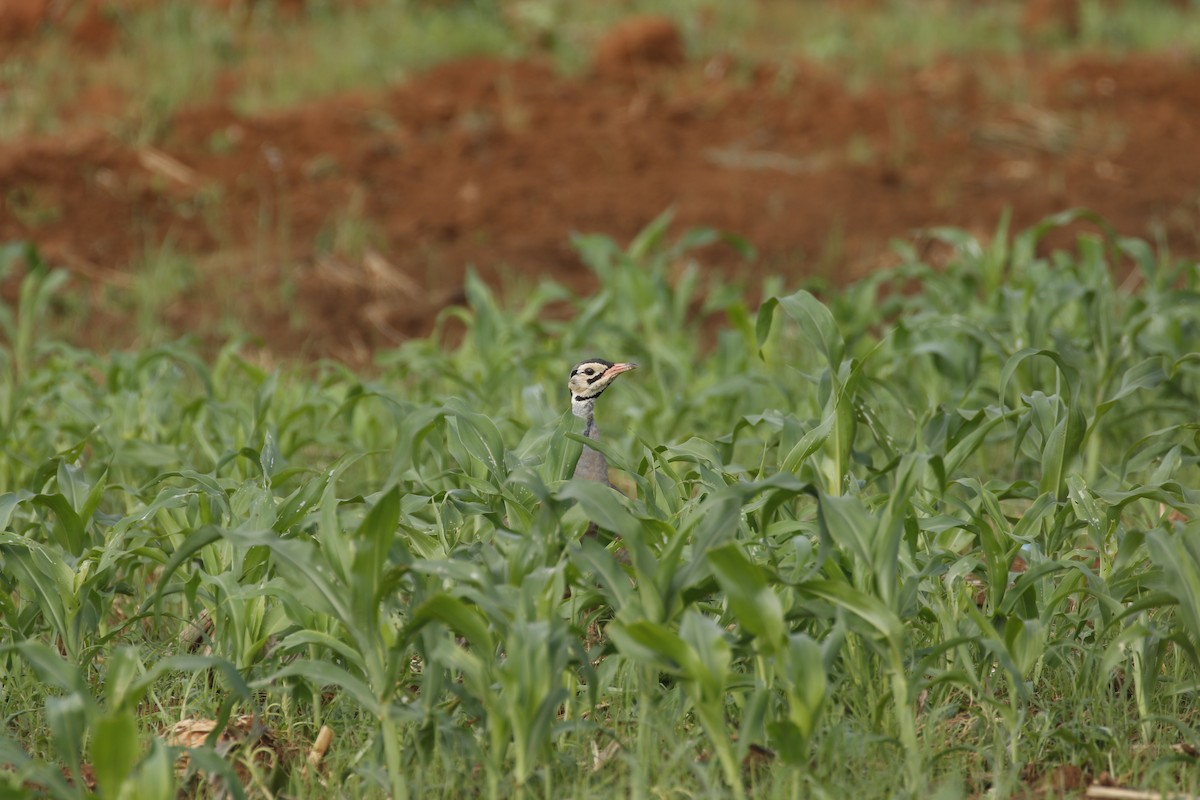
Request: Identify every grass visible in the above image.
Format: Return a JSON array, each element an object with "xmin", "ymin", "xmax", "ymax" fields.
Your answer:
[
  {"xmin": 0, "ymin": 0, "xmax": 521, "ymax": 143},
  {"xmin": 2, "ymin": 209, "xmax": 1200, "ymax": 797},
  {"xmin": 5, "ymin": 0, "xmax": 1200, "ymax": 141}
]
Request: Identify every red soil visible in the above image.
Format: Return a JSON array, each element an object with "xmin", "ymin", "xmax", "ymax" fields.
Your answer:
[{"xmin": 2, "ymin": 6, "xmax": 1199, "ymax": 359}]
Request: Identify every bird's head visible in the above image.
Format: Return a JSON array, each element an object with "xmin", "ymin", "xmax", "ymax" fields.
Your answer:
[{"xmin": 568, "ymin": 358, "xmax": 637, "ymax": 407}]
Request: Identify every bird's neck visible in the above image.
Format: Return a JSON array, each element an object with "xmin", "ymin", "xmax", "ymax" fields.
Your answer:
[{"xmin": 571, "ymin": 397, "xmax": 600, "ymax": 440}]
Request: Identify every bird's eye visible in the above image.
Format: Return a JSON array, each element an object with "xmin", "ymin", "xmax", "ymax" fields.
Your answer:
[{"xmin": 584, "ymin": 368, "xmax": 595, "ymax": 375}]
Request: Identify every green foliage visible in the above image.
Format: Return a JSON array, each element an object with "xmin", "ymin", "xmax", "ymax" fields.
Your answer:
[{"xmin": 2, "ymin": 211, "xmax": 1200, "ymax": 797}]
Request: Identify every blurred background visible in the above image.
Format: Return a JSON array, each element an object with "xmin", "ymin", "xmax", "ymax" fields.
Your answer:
[{"xmin": 1, "ymin": 0, "xmax": 1198, "ymax": 361}]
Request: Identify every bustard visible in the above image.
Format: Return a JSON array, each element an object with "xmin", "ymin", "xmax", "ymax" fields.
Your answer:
[{"xmin": 569, "ymin": 358, "xmax": 637, "ymax": 486}]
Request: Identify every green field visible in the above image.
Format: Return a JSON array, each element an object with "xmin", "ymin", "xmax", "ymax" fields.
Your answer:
[{"xmin": 3, "ymin": 211, "xmax": 1200, "ymax": 797}]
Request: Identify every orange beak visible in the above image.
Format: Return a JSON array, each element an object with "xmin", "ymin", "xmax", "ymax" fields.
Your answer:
[{"xmin": 606, "ymin": 362, "xmax": 638, "ymax": 376}]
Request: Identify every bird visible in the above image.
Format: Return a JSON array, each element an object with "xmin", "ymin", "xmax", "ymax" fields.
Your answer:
[{"xmin": 568, "ymin": 358, "xmax": 638, "ymax": 487}]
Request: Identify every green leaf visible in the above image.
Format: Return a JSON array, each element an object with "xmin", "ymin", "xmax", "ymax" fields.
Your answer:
[
  {"xmin": 446, "ymin": 401, "xmax": 508, "ymax": 480},
  {"xmin": 47, "ymin": 693, "xmax": 89, "ymax": 773},
  {"xmin": 262, "ymin": 660, "xmax": 381, "ymax": 716},
  {"xmin": 755, "ymin": 296, "xmax": 779, "ymax": 355},
  {"xmin": 125, "ymin": 739, "xmax": 175, "ymax": 800},
  {"xmin": 180, "ymin": 746, "xmax": 248, "ymax": 800},
  {"xmin": 1000, "ymin": 348, "xmax": 1081, "ymax": 410},
  {"xmin": 1103, "ymin": 356, "xmax": 1167, "ymax": 410},
  {"xmin": 2, "ymin": 542, "xmax": 75, "ymax": 660},
  {"xmin": 220, "ymin": 528, "xmax": 362, "ymax": 645},
  {"xmin": 771, "ymin": 632, "xmax": 827, "ymax": 765},
  {"xmin": 1002, "ymin": 615, "xmax": 1046, "ymax": 677},
  {"xmin": 0, "ymin": 732, "xmax": 76, "ymax": 796},
  {"xmin": 276, "ymin": 630, "xmax": 367, "ymax": 672},
  {"xmin": 92, "ymin": 712, "xmax": 139, "ymax": 798},
  {"xmin": 533, "ymin": 411, "xmax": 585, "ymax": 483},
  {"xmin": 1147, "ymin": 525, "xmax": 1200, "ymax": 656},
  {"xmin": 779, "ymin": 411, "xmax": 835, "ymax": 474},
  {"xmin": 607, "ymin": 619, "xmax": 696, "ymax": 676},
  {"xmin": 31, "ymin": 492, "xmax": 85, "ymax": 555},
  {"xmin": 707, "ymin": 543, "xmax": 785, "ymax": 650},
  {"xmin": 767, "ymin": 720, "xmax": 807, "ymax": 766},
  {"xmin": 0, "ymin": 491, "xmax": 27, "ymax": 530},
  {"xmin": 349, "ymin": 485, "xmax": 403, "ymax": 619},
  {"xmin": 799, "ymin": 579, "xmax": 905, "ymax": 651},
  {"xmin": 784, "ymin": 633, "xmax": 827, "ymax": 732},
  {"xmin": 777, "ymin": 290, "xmax": 845, "ymax": 371},
  {"xmin": 105, "ymin": 646, "xmax": 145, "ymax": 713},
  {"xmin": 13, "ymin": 640, "xmax": 89, "ymax": 695},
  {"xmin": 628, "ymin": 207, "xmax": 675, "ymax": 261},
  {"xmin": 143, "ymin": 525, "xmax": 223, "ymax": 614},
  {"xmin": 408, "ymin": 593, "xmax": 495, "ymax": 655},
  {"xmin": 942, "ymin": 408, "xmax": 1020, "ymax": 478},
  {"xmin": 570, "ymin": 536, "xmax": 635, "ymax": 610},
  {"xmin": 556, "ymin": 480, "xmax": 641, "ymax": 541},
  {"xmin": 678, "ymin": 611, "xmax": 732, "ymax": 701},
  {"xmin": 817, "ymin": 493, "xmax": 875, "ymax": 570},
  {"xmin": 124, "ymin": 655, "xmax": 252, "ymax": 713}
]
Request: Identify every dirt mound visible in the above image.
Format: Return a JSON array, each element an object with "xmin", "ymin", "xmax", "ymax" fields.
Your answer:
[
  {"xmin": 593, "ymin": 16, "xmax": 686, "ymax": 77},
  {"xmin": 1022, "ymin": 0, "xmax": 1081, "ymax": 37},
  {"xmin": 0, "ymin": 0, "xmax": 53, "ymax": 45},
  {"xmin": 0, "ymin": 0, "xmax": 123, "ymax": 51},
  {"xmin": 2, "ymin": 50, "xmax": 1200, "ymax": 360}
]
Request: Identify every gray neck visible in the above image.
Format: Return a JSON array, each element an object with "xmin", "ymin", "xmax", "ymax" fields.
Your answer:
[
  {"xmin": 571, "ymin": 396, "xmax": 599, "ymax": 440},
  {"xmin": 571, "ymin": 395, "xmax": 611, "ymax": 483}
]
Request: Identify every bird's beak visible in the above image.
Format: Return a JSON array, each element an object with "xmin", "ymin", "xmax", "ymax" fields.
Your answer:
[{"xmin": 607, "ymin": 362, "xmax": 638, "ymax": 376}]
